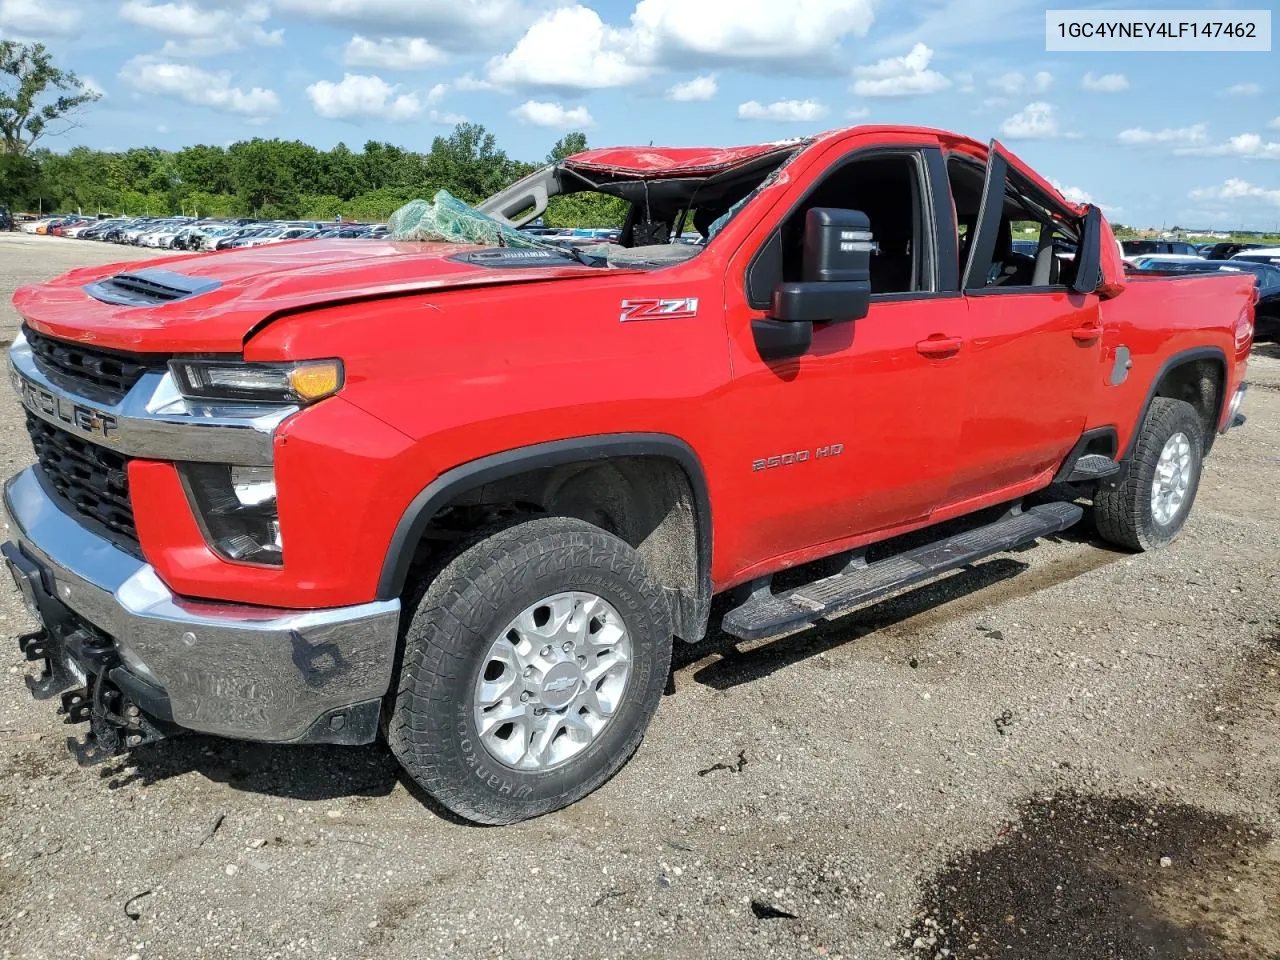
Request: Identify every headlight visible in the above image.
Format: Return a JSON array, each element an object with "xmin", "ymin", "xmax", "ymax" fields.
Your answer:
[
  {"xmin": 182, "ymin": 464, "xmax": 284, "ymax": 565},
  {"xmin": 169, "ymin": 359, "xmax": 343, "ymax": 404}
]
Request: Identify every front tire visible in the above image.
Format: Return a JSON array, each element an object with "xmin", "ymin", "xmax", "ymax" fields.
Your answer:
[
  {"xmin": 1094, "ymin": 397, "xmax": 1204, "ymax": 551},
  {"xmin": 387, "ymin": 517, "xmax": 673, "ymax": 824}
]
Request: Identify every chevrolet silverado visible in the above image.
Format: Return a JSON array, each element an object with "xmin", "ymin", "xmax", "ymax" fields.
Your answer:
[{"xmin": 3, "ymin": 126, "xmax": 1255, "ymax": 823}]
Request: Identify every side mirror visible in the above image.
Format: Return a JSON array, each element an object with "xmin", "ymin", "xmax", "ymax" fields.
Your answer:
[
  {"xmin": 754, "ymin": 208, "xmax": 874, "ymax": 361},
  {"xmin": 1071, "ymin": 205, "xmax": 1102, "ymax": 295}
]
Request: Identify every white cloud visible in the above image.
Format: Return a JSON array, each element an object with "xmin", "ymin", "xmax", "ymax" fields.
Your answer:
[
  {"xmin": 990, "ymin": 70, "xmax": 1052, "ymax": 96},
  {"xmin": 119, "ymin": 57, "xmax": 280, "ymax": 118},
  {"xmin": 847, "ymin": 106, "xmax": 870, "ymax": 119},
  {"xmin": 954, "ymin": 70, "xmax": 975, "ymax": 93},
  {"xmin": 628, "ymin": 0, "xmax": 876, "ymax": 69},
  {"xmin": 0, "ymin": 0, "xmax": 81, "ymax": 36},
  {"xmin": 487, "ymin": 5, "xmax": 649, "ymax": 89},
  {"xmin": 1000, "ymin": 101, "xmax": 1059, "ymax": 139},
  {"xmin": 852, "ymin": 44, "xmax": 950, "ymax": 97},
  {"xmin": 343, "ymin": 36, "xmax": 446, "ymax": 70},
  {"xmin": 485, "ymin": 0, "xmax": 879, "ymax": 90},
  {"xmin": 306, "ymin": 73, "xmax": 423, "ymax": 122},
  {"xmin": 1224, "ymin": 82, "xmax": 1261, "ymax": 96},
  {"xmin": 81, "ymin": 76, "xmax": 107, "ymax": 99},
  {"xmin": 275, "ymin": 0, "xmax": 530, "ymax": 47},
  {"xmin": 737, "ymin": 98, "xmax": 828, "ymax": 122},
  {"xmin": 1082, "ymin": 71, "xmax": 1127, "ymax": 93},
  {"xmin": 1117, "ymin": 123, "xmax": 1207, "ymax": 146},
  {"xmin": 428, "ymin": 109, "xmax": 467, "ymax": 125},
  {"xmin": 666, "ymin": 74, "xmax": 717, "ymax": 102},
  {"xmin": 1048, "ymin": 178, "xmax": 1120, "ymax": 214},
  {"xmin": 1189, "ymin": 178, "xmax": 1280, "ymax": 206},
  {"xmin": 120, "ymin": 1, "xmax": 282, "ymax": 56},
  {"xmin": 453, "ymin": 73, "xmax": 500, "ymax": 93},
  {"xmin": 510, "ymin": 100, "xmax": 594, "ymax": 128},
  {"xmin": 1271, "ymin": 117, "xmax": 1280, "ymax": 130},
  {"xmin": 1177, "ymin": 133, "xmax": 1280, "ymax": 160},
  {"xmin": 1053, "ymin": 182, "xmax": 1093, "ymax": 204}
]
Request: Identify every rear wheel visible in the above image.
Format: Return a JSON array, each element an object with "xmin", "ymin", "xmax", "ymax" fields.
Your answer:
[
  {"xmin": 387, "ymin": 517, "xmax": 672, "ymax": 824},
  {"xmin": 1094, "ymin": 397, "xmax": 1204, "ymax": 551}
]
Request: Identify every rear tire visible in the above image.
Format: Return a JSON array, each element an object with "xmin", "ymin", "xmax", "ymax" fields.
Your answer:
[
  {"xmin": 1094, "ymin": 397, "xmax": 1204, "ymax": 551},
  {"xmin": 387, "ymin": 517, "xmax": 673, "ymax": 825}
]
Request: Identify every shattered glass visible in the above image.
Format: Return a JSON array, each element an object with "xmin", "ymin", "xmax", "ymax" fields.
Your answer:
[{"xmin": 388, "ymin": 190, "xmax": 558, "ymax": 249}]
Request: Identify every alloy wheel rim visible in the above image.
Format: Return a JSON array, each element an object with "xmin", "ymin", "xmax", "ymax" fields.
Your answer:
[
  {"xmin": 473, "ymin": 592, "xmax": 632, "ymax": 771},
  {"xmin": 1151, "ymin": 431, "xmax": 1193, "ymax": 526}
]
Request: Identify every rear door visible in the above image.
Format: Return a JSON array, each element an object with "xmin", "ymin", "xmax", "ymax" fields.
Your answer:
[{"xmin": 944, "ymin": 141, "xmax": 1103, "ymax": 504}]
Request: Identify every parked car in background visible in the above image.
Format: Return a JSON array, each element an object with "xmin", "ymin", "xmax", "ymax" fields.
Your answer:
[
  {"xmin": 1231, "ymin": 247, "xmax": 1280, "ymax": 267},
  {"xmin": 1121, "ymin": 239, "xmax": 1202, "ymax": 259},
  {"xmin": 1202, "ymin": 242, "xmax": 1264, "ymax": 260}
]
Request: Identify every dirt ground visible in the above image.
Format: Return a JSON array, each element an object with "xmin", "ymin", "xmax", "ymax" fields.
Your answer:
[{"xmin": 0, "ymin": 231, "xmax": 1277, "ymax": 960}]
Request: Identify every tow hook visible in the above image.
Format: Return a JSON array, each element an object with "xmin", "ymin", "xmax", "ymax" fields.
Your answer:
[
  {"xmin": 61, "ymin": 671, "xmax": 173, "ymax": 768},
  {"xmin": 16, "ymin": 625, "xmax": 173, "ymax": 767}
]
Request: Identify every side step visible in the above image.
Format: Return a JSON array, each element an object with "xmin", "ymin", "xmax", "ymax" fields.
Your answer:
[
  {"xmin": 1065, "ymin": 454, "xmax": 1121, "ymax": 483},
  {"xmin": 721, "ymin": 501, "xmax": 1084, "ymax": 642}
]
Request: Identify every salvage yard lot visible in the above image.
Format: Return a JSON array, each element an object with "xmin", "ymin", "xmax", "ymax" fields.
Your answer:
[{"xmin": 1, "ymin": 231, "xmax": 1278, "ymax": 960}]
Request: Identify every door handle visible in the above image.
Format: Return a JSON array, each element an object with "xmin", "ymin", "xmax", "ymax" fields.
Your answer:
[
  {"xmin": 916, "ymin": 335, "xmax": 963, "ymax": 358},
  {"xmin": 1071, "ymin": 323, "xmax": 1102, "ymax": 344}
]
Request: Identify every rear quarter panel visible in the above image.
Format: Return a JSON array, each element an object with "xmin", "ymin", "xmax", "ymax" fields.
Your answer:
[{"xmin": 1096, "ymin": 273, "xmax": 1253, "ymax": 453}]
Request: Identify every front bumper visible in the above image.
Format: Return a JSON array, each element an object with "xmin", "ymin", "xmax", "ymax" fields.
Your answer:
[{"xmin": 3, "ymin": 467, "xmax": 401, "ymax": 746}]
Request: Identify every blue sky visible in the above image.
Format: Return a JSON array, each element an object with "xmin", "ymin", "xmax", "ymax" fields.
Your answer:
[{"xmin": 2, "ymin": 0, "xmax": 1278, "ymax": 229}]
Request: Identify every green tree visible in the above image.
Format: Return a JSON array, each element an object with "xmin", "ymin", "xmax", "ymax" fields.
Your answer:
[
  {"xmin": 541, "ymin": 132, "xmax": 627, "ymax": 229},
  {"xmin": 0, "ymin": 41, "xmax": 101, "ymax": 156},
  {"xmin": 228, "ymin": 138, "xmax": 298, "ymax": 213},
  {"xmin": 426, "ymin": 123, "xmax": 516, "ymax": 202},
  {"xmin": 0, "ymin": 152, "xmax": 39, "ymax": 207},
  {"xmin": 546, "ymin": 131, "xmax": 588, "ymax": 164},
  {"xmin": 174, "ymin": 145, "xmax": 232, "ymax": 196}
]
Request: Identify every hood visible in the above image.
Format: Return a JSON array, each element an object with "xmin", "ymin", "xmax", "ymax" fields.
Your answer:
[{"xmin": 13, "ymin": 239, "xmax": 634, "ymax": 353}]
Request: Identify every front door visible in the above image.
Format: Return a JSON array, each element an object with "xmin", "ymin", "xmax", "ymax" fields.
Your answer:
[{"xmin": 716, "ymin": 145, "xmax": 971, "ymax": 579}]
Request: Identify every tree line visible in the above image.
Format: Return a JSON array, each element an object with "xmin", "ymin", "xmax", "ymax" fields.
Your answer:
[{"xmin": 2, "ymin": 126, "xmax": 627, "ymax": 226}]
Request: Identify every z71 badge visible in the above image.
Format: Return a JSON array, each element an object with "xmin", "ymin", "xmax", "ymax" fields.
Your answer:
[{"xmin": 619, "ymin": 298, "xmax": 699, "ymax": 322}]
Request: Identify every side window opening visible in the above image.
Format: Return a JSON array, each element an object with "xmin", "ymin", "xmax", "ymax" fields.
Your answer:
[
  {"xmin": 949, "ymin": 154, "xmax": 1082, "ymax": 291},
  {"xmin": 777, "ymin": 153, "xmax": 932, "ymax": 296}
]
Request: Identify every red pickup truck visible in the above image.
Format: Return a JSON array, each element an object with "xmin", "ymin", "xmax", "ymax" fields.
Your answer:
[{"xmin": 4, "ymin": 126, "xmax": 1254, "ymax": 824}]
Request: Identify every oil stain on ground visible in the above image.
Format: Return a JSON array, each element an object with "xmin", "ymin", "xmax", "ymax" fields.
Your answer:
[{"xmin": 904, "ymin": 791, "xmax": 1280, "ymax": 960}]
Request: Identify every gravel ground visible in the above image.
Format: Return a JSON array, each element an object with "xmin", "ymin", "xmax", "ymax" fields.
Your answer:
[{"xmin": 1, "ymin": 232, "xmax": 1277, "ymax": 960}]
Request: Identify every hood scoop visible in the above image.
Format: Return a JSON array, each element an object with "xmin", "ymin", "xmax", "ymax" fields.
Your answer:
[{"xmin": 84, "ymin": 268, "xmax": 222, "ymax": 307}]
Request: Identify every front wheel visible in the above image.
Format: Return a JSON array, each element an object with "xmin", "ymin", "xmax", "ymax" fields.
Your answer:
[
  {"xmin": 387, "ymin": 517, "xmax": 673, "ymax": 824},
  {"xmin": 1094, "ymin": 397, "xmax": 1205, "ymax": 551}
]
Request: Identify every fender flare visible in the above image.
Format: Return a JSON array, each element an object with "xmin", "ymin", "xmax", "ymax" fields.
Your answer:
[
  {"xmin": 1122, "ymin": 346, "xmax": 1228, "ymax": 460},
  {"xmin": 376, "ymin": 433, "xmax": 714, "ymax": 617}
]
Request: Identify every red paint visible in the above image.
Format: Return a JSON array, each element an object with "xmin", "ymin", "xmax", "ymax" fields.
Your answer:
[
  {"xmin": 13, "ymin": 127, "xmax": 1254, "ymax": 610},
  {"xmin": 565, "ymin": 142, "xmax": 796, "ymax": 177}
]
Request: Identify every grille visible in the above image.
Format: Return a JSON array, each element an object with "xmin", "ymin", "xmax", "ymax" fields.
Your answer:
[
  {"xmin": 24, "ymin": 326, "xmax": 166, "ymax": 404},
  {"xmin": 25, "ymin": 413, "xmax": 138, "ymax": 551}
]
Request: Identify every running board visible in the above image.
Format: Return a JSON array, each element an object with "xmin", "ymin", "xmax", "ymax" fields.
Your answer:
[{"xmin": 721, "ymin": 501, "xmax": 1084, "ymax": 642}]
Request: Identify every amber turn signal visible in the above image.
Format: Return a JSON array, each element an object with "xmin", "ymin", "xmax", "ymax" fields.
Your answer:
[{"xmin": 288, "ymin": 361, "xmax": 344, "ymax": 402}]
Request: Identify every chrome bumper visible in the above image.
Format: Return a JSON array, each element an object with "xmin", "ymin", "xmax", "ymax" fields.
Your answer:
[{"xmin": 3, "ymin": 468, "xmax": 401, "ymax": 743}]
